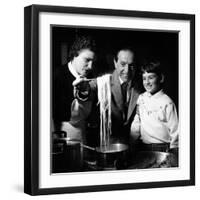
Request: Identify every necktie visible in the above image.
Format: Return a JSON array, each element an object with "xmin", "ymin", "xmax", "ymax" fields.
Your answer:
[
  {"xmin": 121, "ymin": 82, "xmax": 128, "ymax": 103},
  {"xmin": 121, "ymin": 82, "xmax": 128, "ymax": 119}
]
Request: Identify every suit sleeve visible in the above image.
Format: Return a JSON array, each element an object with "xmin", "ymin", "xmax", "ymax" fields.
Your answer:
[{"xmin": 130, "ymin": 97, "xmax": 141, "ymax": 142}]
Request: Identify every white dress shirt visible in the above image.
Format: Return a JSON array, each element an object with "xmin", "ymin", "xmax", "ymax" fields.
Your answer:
[
  {"xmin": 130, "ymin": 90, "xmax": 178, "ymax": 148},
  {"xmin": 68, "ymin": 61, "xmax": 80, "ymax": 78}
]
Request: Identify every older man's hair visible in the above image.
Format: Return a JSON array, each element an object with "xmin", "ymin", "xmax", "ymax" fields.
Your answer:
[
  {"xmin": 114, "ymin": 46, "xmax": 135, "ymax": 62},
  {"xmin": 69, "ymin": 35, "xmax": 96, "ymax": 61}
]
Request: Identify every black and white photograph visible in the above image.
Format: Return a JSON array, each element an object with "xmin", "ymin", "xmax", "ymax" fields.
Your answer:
[
  {"xmin": 24, "ymin": 4, "xmax": 195, "ymax": 195},
  {"xmin": 1, "ymin": 0, "xmax": 200, "ymax": 199},
  {"xmin": 51, "ymin": 26, "xmax": 179, "ymax": 173}
]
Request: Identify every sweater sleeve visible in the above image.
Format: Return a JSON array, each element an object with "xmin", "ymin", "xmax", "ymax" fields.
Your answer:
[{"xmin": 165, "ymin": 102, "xmax": 179, "ymax": 148}]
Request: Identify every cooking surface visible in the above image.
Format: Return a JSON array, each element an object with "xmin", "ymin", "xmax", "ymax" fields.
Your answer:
[
  {"xmin": 52, "ymin": 140, "xmax": 178, "ymax": 173},
  {"xmin": 83, "ymin": 150, "xmax": 178, "ymax": 171}
]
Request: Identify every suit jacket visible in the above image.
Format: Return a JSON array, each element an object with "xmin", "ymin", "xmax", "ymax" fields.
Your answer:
[
  {"xmin": 110, "ymin": 70, "xmax": 140, "ymax": 142},
  {"xmin": 85, "ymin": 69, "xmax": 140, "ymax": 144}
]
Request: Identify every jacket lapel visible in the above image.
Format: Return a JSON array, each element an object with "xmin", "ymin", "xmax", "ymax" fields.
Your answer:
[
  {"xmin": 111, "ymin": 70, "xmax": 139, "ymax": 121},
  {"xmin": 127, "ymin": 86, "xmax": 139, "ymax": 121}
]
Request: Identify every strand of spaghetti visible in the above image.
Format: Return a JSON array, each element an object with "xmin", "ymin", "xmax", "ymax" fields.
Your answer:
[{"xmin": 97, "ymin": 74, "xmax": 112, "ymax": 147}]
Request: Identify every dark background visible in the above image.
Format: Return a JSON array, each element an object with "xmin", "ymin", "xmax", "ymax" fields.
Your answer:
[{"xmin": 52, "ymin": 26, "xmax": 178, "ymax": 109}]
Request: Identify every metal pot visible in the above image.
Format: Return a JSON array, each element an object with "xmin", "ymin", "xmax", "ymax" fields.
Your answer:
[
  {"xmin": 82, "ymin": 143, "xmax": 129, "ymax": 169},
  {"xmin": 53, "ymin": 137, "xmax": 83, "ymax": 172},
  {"xmin": 128, "ymin": 151, "xmax": 178, "ymax": 169},
  {"xmin": 52, "ymin": 131, "xmax": 67, "ymax": 173}
]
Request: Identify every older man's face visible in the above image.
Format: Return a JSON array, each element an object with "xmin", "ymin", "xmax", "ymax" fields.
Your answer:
[{"xmin": 114, "ymin": 50, "xmax": 135, "ymax": 82}]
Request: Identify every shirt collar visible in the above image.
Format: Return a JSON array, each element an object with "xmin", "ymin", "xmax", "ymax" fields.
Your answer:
[
  {"xmin": 119, "ymin": 76, "xmax": 131, "ymax": 86},
  {"xmin": 145, "ymin": 89, "xmax": 164, "ymax": 98},
  {"xmin": 118, "ymin": 76, "xmax": 124, "ymax": 85},
  {"xmin": 68, "ymin": 61, "xmax": 79, "ymax": 78}
]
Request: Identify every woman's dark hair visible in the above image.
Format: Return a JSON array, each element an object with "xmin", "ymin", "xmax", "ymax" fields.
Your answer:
[
  {"xmin": 69, "ymin": 36, "xmax": 96, "ymax": 61},
  {"xmin": 141, "ymin": 60, "xmax": 163, "ymax": 78}
]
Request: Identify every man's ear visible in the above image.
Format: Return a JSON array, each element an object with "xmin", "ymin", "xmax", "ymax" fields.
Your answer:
[{"xmin": 160, "ymin": 74, "xmax": 165, "ymax": 83}]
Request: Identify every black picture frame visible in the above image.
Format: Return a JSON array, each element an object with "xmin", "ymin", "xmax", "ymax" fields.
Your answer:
[{"xmin": 24, "ymin": 4, "xmax": 195, "ymax": 195}]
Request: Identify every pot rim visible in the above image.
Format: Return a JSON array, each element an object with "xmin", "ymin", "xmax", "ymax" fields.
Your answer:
[{"xmin": 96, "ymin": 143, "xmax": 128, "ymax": 153}]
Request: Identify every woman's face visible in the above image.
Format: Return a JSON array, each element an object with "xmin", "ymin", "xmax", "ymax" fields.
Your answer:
[
  {"xmin": 142, "ymin": 72, "xmax": 162, "ymax": 94},
  {"xmin": 72, "ymin": 49, "xmax": 95, "ymax": 77}
]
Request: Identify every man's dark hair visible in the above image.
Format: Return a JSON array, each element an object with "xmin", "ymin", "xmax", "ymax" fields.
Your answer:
[
  {"xmin": 113, "ymin": 46, "xmax": 135, "ymax": 62},
  {"xmin": 69, "ymin": 35, "xmax": 96, "ymax": 61}
]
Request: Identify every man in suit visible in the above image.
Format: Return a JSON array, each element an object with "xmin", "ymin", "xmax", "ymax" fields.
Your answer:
[
  {"xmin": 53, "ymin": 35, "xmax": 96, "ymax": 141},
  {"xmin": 73, "ymin": 47, "xmax": 140, "ymax": 144}
]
